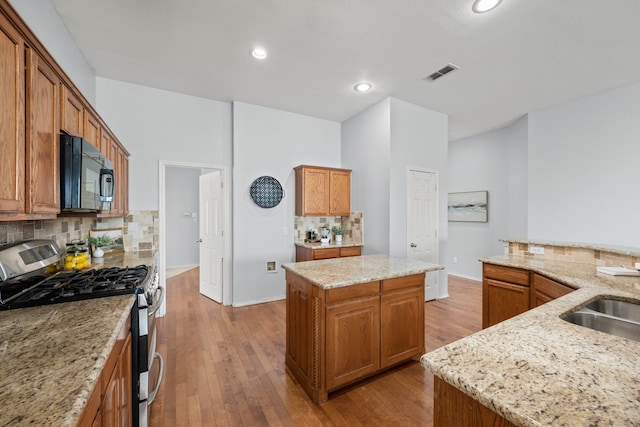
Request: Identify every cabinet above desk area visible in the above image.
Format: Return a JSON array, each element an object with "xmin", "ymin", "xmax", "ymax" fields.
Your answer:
[{"xmin": 293, "ymin": 165, "xmax": 363, "ymax": 262}]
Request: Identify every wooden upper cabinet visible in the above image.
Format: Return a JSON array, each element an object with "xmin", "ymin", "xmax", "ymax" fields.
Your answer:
[
  {"xmin": 295, "ymin": 165, "xmax": 351, "ymax": 216},
  {"xmin": 60, "ymin": 84, "xmax": 83, "ymax": 136},
  {"xmin": 25, "ymin": 48, "xmax": 60, "ymax": 214},
  {"xmin": 329, "ymin": 169, "xmax": 351, "ymax": 215},
  {"xmin": 83, "ymin": 109, "xmax": 101, "ymax": 150},
  {"xmin": 0, "ymin": 14, "xmax": 25, "ymax": 214}
]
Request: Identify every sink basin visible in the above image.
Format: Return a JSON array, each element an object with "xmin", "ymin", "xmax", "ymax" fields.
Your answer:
[
  {"xmin": 562, "ymin": 298, "xmax": 640, "ymax": 342},
  {"xmin": 584, "ymin": 299, "xmax": 640, "ymax": 323}
]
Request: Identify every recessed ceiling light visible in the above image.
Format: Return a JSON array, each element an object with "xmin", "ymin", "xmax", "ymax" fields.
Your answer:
[
  {"xmin": 472, "ymin": 0, "xmax": 502, "ymax": 13},
  {"xmin": 251, "ymin": 47, "xmax": 267, "ymax": 59},
  {"xmin": 354, "ymin": 82, "xmax": 372, "ymax": 92}
]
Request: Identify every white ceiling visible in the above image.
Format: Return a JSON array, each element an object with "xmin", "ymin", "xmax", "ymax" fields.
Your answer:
[{"xmin": 50, "ymin": 0, "xmax": 640, "ymax": 141}]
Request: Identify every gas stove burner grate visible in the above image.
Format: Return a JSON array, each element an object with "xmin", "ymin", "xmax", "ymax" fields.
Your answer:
[{"xmin": 0, "ymin": 265, "xmax": 149, "ymax": 309}]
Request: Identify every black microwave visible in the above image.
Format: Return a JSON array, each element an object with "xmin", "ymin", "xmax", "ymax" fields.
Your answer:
[{"xmin": 60, "ymin": 134, "xmax": 114, "ymax": 212}]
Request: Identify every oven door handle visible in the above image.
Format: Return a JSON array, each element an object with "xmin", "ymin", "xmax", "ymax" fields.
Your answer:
[
  {"xmin": 148, "ymin": 286, "xmax": 165, "ymax": 318},
  {"xmin": 148, "ymin": 352, "xmax": 164, "ymax": 405}
]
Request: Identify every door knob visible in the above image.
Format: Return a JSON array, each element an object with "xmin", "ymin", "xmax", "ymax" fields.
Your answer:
[
  {"xmin": 196, "ymin": 239, "xmax": 203, "ymax": 243},
  {"xmin": 410, "ymin": 243, "xmax": 417, "ymax": 248}
]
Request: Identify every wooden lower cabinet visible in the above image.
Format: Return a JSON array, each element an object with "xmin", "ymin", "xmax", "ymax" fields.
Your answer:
[
  {"xmin": 326, "ymin": 295, "xmax": 380, "ymax": 389},
  {"xmin": 483, "ymin": 263, "xmax": 576, "ymax": 328},
  {"xmin": 295, "ymin": 245, "xmax": 362, "ymax": 262},
  {"xmin": 530, "ymin": 273, "xmax": 574, "ymax": 308},
  {"xmin": 434, "ymin": 377, "xmax": 517, "ymax": 427},
  {"xmin": 78, "ymin": 314, "xmax": 132, "ymax": 427},
  {"xmin": 483, "ymin": 264, "xmax": 530, "ymax": 328},
  {"xmin": 285, "ymin": 271, "xmax": 425, "ymax": 403}
]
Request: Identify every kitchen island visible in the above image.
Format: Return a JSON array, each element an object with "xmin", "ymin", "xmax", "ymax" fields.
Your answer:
[
  {"xmin": 282, "ymin": 254, "xmax": 443, "ymax": 403},
  {"xmin": 421, "ymin": 254, "xmax": 640, "ymax": 426},
  {"xmin": 0, "ymin": 251, "xmax": 154, "ymax": 426}
]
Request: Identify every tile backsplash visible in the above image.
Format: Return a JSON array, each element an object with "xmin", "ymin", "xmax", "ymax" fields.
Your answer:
[
  {"xmin": 294, "ymin": 211, "xmax": 363, "ymax": 244},
  {"xmin": 0, "ymin": 210, "xmax": 159, "ymax": 254}
]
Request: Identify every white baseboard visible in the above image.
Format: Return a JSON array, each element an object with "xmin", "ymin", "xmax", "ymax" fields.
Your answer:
[
  {"xmin": 448, "ymin": 272, "xmax": 481, "ymax": 282},
  {"xmin": 232, "ymin": 294, "xmax": 286, "ymax": 307}
]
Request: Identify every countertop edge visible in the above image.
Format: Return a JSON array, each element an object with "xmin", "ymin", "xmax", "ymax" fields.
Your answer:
[{"xmin": 64, "ymin": 295, "xmax": 136, "ymax": 425}]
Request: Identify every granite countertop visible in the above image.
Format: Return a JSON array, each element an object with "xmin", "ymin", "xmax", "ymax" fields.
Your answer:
[
  {"xmin": 0, "ymin": 252, "xmax": 153, "ymax": 426},
  {"xmin": 421, "ymin": 255, "xmax": 640, "ymax": 426},
  {"xmin": 294, "ymin": 239, "xmax": 363, "ymax": 249},
  {"xmin": 282, "ymin": 254, "xmax": 443, "ymax": 289}
]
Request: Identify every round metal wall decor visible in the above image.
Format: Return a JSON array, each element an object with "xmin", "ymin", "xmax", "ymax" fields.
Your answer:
[{"xmin": 249, "ymin": 176, "xmax": 284, "ymax": 208}]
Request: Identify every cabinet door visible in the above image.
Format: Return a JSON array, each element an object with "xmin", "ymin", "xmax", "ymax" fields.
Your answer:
[
  {"xmin": 119, "ymin": 333, "xmax": 132, "ymax": 427},
  {"xmin": 25, "ymin": 49, "xmax": 59, "ymax": 214},
  {"xmin": 83, "ymin": 109, "xmax": 101, "ymax": 150},
  {"xmin": 483, "ymin": 279, "xmax": 529, "ymax": 328},
  {"xmin": 102, "ymin": 357, "xmax": 120, "ymax": 427},
  {"xmin": 299, "ymin": 167, "xmax": 329, "ymax": 215},
  {"xmin": 60, "ymin": 84, "xmax": 83, "ymax": 136},
  {"xmin": 326, "ymin": 296, "xmax": 380, "ymax": 390},
  {"xmin": 329, "ymin": 169, "xmax": 351, "ymax": 215},
  {"xmin": 530, "ymin": 273, "xmax": 574, "ymax": 309},
  {"xmin": 0, "ymin": 15, "xmax": 25, "ymax": 213},
  {"xmin": 381, "ymin": 287, "xmax": 424, "ymax": 368}
]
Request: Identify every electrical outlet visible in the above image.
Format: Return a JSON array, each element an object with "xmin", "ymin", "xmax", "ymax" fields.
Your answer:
[
  {"xmin": 453, "ymin": 257, "xmax": 458, "ymax": 263},
  {"xmin": 528, "ymin": 245, "xmax": 544, "ymax": 255},
  {"xmin": 282, "ymin": 227, "xmax": 288, "ymax": 236}
]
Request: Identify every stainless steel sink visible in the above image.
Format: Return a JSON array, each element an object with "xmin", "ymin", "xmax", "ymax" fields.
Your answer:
[
  {"xmin": 562, "ymin": 298, "xmax": 640, "ymax": 342},
  {"xmin": 584, "ymin": 299, "xmax": 640, "ymax": 323}
]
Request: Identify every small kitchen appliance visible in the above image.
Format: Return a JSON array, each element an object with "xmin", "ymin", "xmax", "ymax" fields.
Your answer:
[
  {"xmin": 0, "ymin": 240, "xmax": 163, "ymax": 427},
  {"xmin": 60, "ymin": 134, "xmax": 114, "ymax": 212}
]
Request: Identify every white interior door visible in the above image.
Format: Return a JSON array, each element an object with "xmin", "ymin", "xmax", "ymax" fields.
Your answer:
[
  {"xmin": 407, "ymin": 169, "xmax": 439, "ymax": 301},
  {"xmin": 199, "ymin": 171, "xmax": 224, "ymax": 302}
]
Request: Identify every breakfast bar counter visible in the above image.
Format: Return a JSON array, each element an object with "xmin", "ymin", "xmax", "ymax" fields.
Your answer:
[
  {"xmin": 421, "ymin": 255, "xmax": 640, "ymax": 426},
  {"xmin": 283, "ymin": 254, "xmax": 442, "ymax": 403}
]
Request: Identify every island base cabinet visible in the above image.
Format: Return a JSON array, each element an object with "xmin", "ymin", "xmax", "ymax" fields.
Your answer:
[
  {"xmin": 326, "ymin": 296, "xmax": 380, "ymax": 390},
  {"xmin": 483, "ymin": 264, "xmax": 530, "ymax": 328},
  {"xmin": 434, "ymin": 377, "xmax": 517, "ymax": 427},
  {"xmin": 285, "ymin": 270, "xmax": 425, "ymax": 404},
  {"xmin": 381, "ymin": 287, "xmax": 424, "ymax": 368}
]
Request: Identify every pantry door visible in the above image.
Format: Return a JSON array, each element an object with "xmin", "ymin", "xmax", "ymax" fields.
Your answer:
[
  {"xmin": 407, "ymin": 169, "xmax": 439, "ymax": 301},
  {"xmin": 199, "ymin": 170, "xmax": 224, "ymax": 302}
]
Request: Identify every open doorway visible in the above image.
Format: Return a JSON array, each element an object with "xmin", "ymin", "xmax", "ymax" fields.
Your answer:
[{"xmin": 159, "ymin": 161, "xmax": 232, "ymax": 313}]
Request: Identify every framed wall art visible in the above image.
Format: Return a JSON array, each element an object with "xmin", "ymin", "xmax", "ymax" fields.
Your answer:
[
  {"xmin": 448, "ymin": 191, "xmax": 488, "ymax": 222},
  {"xmin": 88, "ymin": 228, "xmax": 125, "ymax": 255}
]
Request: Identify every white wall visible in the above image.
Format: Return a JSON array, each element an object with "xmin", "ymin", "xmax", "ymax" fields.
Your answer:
[
  {"xmin": 389, "ymin": 98, "xmax": 448, "ymax": 294},
  {"xmin": 528, "ymin": 83, "xmax": 640, "ymax": 247},
  {"xmin": 95, "ymin": 78, "xmax": 232, "ymax": 210},
  {"xmin": 448, "ymin": 116, "xmax": 528, "ymax": 280},
  {"xmin": 232, "ymin": 102, "xmax": 341, "ymax": 306},
  {"xmin": 165, "ymin": 167, "xmax": 201, "ymax": 268},
  {"xmin": 341, "ymin": 99, "xmax": 391, "ymax": 254},
  {"xmin": 9, "ymin": 0, "xmax": 96, "ymax": 105}
]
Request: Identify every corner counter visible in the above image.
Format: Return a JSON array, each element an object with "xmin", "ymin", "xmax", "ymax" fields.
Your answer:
[{"xmin": 421, "ymin": 255, "xmax": 640, "ymax": 426}]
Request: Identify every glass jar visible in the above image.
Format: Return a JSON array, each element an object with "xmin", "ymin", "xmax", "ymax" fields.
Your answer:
[{"xmin": 65, "ymin": 240, "xmax": 91, "ymax": 270}]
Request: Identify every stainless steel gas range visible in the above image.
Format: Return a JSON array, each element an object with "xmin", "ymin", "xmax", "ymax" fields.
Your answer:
[{"xmin": 0, "ymin": 240, "xmax": 164, "ymax": 427}]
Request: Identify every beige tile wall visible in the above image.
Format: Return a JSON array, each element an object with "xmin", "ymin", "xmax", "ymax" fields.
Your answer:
[
  {"xmin": 509, "ymin": 242, "xmax": 638, "ymax": 267},
  {"xmin": 0, "ymin": 210, "xmax": 159, "ymax": 256},
  {"xmin": 294, "ymin": 211, "xmax": 364, "ymax": 244}
]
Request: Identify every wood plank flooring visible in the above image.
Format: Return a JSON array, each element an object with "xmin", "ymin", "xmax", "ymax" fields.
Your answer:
[{"xmin": 149, "ymin": 270, "xmax": 481, "ymax": 426}]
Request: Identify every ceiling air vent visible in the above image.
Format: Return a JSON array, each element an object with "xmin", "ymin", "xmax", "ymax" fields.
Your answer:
[{"xmin": 424, "ymin": 63, "xmax": 459, "ymax": 81}]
